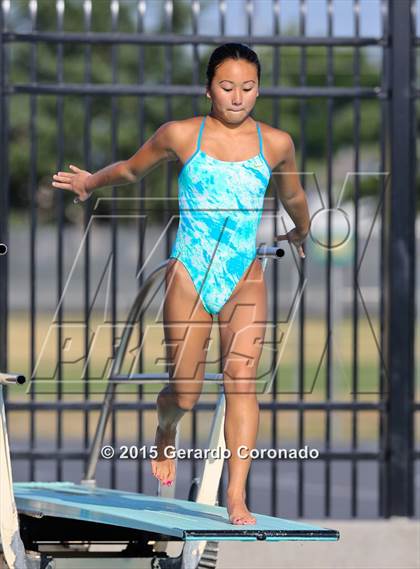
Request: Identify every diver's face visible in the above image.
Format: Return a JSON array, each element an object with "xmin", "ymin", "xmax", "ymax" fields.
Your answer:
[{"xmin": 206, "ymin": 58, "xmax": 259, "ymax": 121}]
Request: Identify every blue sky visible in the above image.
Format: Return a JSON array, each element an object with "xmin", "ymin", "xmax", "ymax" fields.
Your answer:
[
  {"xmin": 218, "ymin": 0, "xmax": 384, "ymax": 37},
  {"xmin": 138, "ymin": 0, "xmax": 418, "ymax": 69},
  {"xmin": 141, "ymin": 0, "xmax": 418, "ymax": 37},
  {"xmin": 8, "ymin": 0, "xmax": 419, "ymax": 38}
]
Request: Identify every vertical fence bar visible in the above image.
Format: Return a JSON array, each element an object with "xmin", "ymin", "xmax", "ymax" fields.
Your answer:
[
  {"xmin": 82, "ymin": 0, "xmax": 93, "ymax": 478},
  {"xmin": 164, "ymin": 0, "xmax": 174, "ymax": 257},
  {"xmin": 29, "ymin": 0, "xmax": 38, "ymax": 482},
  {"xmin": 0, "ymin": 1, "xmax": 9, "ymax": 383},
  {"xmin": 351, "ymin": 0, "xmax": 361, "ymax": 519},
  {"xmin": 297, "ymin": 0, "xmax": 308, "ymax": 519},
  {"xmin": 55, "ymin": 0, "xmax": 65, "ymax": 484},
  {"xmin": 384, "ymin": 0, "xmax": 416, "ymax": 517},
  {"xmin": 110, "ymin": 0, "xmax": 120, "ymax": 490},
  {"xmin": 191, "ymin": 0, "xmax": 202, "ymax": 490},
  {"xmin": 136, "ymin": 0, "xmax": 146, "ymax": 495},
  {"xmin": 245, "ymin": 0, "xmax": 253, "ymax": 511},
  {"xmin": 378, "ymin": 0, "xmax": 389, "ymax": 519},
  {"xmin": 217, "ymin": 0, "xmax": 228, "ymax": 509},
  {"xmin": 412, "ymin": 0, "xmax": 419, "ymax": 521},
  {"xmin": 325, "ymin": 0, "xmax": 334, "ymax": 518},
  {"xmin": 271, "ymin": 0, "xmax": 280, "ymax": 518},
  {"xmin": 217, "ymin": 0, "xmax": 224, "ymax": 510}
]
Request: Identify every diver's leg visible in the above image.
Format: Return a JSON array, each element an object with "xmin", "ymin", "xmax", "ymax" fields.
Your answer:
[
  {"xmin": 151, "ymin": 259, "xmax": 213, "ymax": 485},
  {"xmin": 218, "ymin": 257, "xmax": 267, "ymax": 524}
]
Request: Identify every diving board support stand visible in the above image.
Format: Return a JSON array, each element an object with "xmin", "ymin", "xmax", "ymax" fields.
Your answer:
[{"xmin": 181, "ymin": 389, "xmax": 226, "ymax": 569}]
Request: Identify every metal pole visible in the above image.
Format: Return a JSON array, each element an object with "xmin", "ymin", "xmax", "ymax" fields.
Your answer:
[
  {"xmin": 0, "ymin": 1, "xmax": 8, "ymax": 381},
  {"xmin": 384, "ymin": 0, "xmax": 416, "ymax": 517}
]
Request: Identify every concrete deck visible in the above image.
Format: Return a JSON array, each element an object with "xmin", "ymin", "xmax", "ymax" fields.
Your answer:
[{"xmin": 215, "ymin": 516, "xmax": 419, "ymax": 568}]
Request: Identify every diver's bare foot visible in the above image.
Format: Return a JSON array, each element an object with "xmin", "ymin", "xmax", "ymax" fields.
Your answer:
[
  {"xmin": 150, "ymin": 425, "xmax": 177, "ymax": 485},
  {"xmin": 226, "ymin": 491, "xmax": 256, "ymax": 525}
]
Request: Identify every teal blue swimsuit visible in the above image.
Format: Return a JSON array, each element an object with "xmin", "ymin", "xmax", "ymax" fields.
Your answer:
[{"xmin": 170, "ymin": 115, "xmax": 272, "ymax": 315}]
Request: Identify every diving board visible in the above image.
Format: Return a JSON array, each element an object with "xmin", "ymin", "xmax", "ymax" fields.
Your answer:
[{"xmin": 13, "ymin": 482, "xmax": 339, "ymax": 543}]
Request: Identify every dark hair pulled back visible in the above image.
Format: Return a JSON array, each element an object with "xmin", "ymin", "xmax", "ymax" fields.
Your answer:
[{"xmin": 206, "ymin": 43, "xmax": 261, "ymax": 90}]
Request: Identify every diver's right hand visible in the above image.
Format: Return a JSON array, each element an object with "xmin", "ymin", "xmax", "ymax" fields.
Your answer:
[{"xmin": 52, "ymin": 164, "xmax": 92, "ymax": 203}]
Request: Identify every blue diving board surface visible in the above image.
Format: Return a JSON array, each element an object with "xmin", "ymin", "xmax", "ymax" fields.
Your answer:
[{"xmin": 13, "ymin": 482, "xmax": 339, "ymax": 543}]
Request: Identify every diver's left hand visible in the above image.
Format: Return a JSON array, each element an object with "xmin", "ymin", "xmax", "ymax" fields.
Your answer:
[{"xmin": 275, "ymin": 227, "xmax": 307, "ymax": 259}]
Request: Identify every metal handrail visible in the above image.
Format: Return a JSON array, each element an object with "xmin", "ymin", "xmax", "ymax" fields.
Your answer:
[{"xmin": 0, "ymin": 373, "xmax": 26, "ymax": 386}]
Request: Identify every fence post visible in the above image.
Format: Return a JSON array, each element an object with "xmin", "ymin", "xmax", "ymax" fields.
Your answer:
[
  {"xmin": 0, "ymin": 6, "xmax": 9, "ymax": 378},
  {"xmin": 384, "ymin": 0, "xmax": 416, "ymax": 517}
]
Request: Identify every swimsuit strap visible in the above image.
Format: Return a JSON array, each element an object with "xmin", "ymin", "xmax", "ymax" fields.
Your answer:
[
  {"xmin": 196, "ymin": 116, "xmax": 206, "ymax": 151},
  {"xmin": 256, "ymin": 122, "xmax": 263, "ymax": 155}
]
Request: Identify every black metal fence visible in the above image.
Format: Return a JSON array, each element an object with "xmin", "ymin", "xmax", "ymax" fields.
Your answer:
[{"xmin": 0, "ymin": 0, "xmax": 417, "ymax": 519}]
